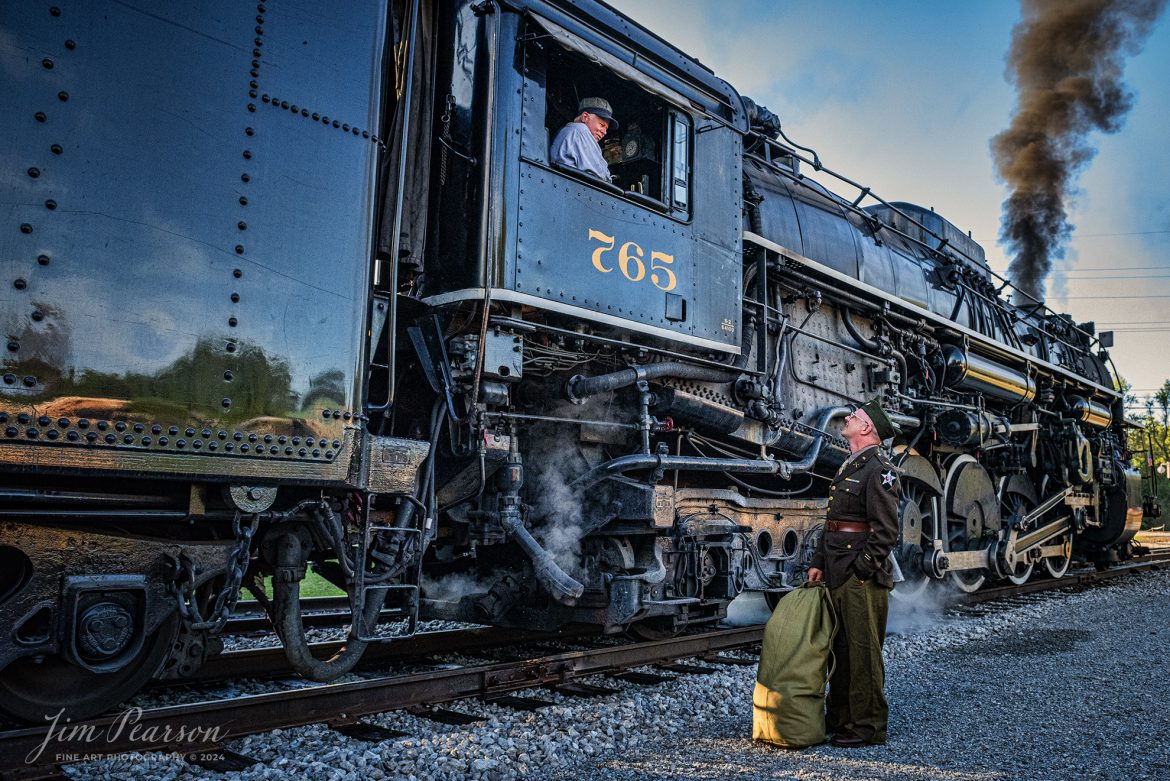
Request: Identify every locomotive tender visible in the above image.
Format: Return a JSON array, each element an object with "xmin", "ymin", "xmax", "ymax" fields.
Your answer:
[{"xmin": 0, "ymin": 0, "xmax": 1142, "ymax": 721}]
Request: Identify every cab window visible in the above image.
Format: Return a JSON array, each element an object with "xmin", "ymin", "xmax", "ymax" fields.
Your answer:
[{"xmin": 521, "ymin": 26, "xmax": 691, "ymax": 219}]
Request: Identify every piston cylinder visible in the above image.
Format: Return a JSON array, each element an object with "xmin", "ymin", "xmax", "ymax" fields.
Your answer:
[
  {"xmin": 1068, "ymin": 395, "xmax": 1112, "ymax": 428},
  {"xmin": 942, "ymin": 344, "xmax": 1036, "ymax": 403}
]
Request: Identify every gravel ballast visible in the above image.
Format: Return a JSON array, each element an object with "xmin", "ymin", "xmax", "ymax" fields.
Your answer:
[{"xmin": 57, "ymin": 567, "xmax": 1170, "ymax": 780}]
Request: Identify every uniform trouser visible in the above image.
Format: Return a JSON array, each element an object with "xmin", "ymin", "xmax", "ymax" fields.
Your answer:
[{"xmin": 826, "ymin": 574, "xmax": 889, "ymax": 743}]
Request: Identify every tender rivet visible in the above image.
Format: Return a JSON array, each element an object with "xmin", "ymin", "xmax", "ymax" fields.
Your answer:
[
  {"xmin": 42, "ymin": 58, "xmax": 54, "ymax": 69},
  {"xmin": 86, "ymin": 431, "xmax": 97, "ymax": 442},
  {"xmin": 235, "ymin": 245, "xmax": 244, "ymax": 254},
  {"xmin": 332, "ymin": 120, "xmax": 340, "ymax": 128},
  {"xmin": 58, "ymin": 417, "xmax": 69, "ymax": 427},
  {"xmin": 35, "ymin": 112, "xmax": 47, "ymax": 122},
  {"xmin": 98, "ymin": 421, "xmax": 109, "ymax": 431},
  {"xmin": 239, "ymin": 196, "xmax": 248, "ymax": 206},
  {"xmin": 249, "ymin": 80, "xmax": 258, "ymax": 89},
  {"xmin": 207, "ymin": 442, "xmax": 216, "ymax": 451},
  {"xmin": 228, "ymin": 317, "xmax": 237, "ymax": 327},
  {"xmin": 176, "ymin": 439, "xmax": 186, "ymax": 448},
  {"xmin": 231, "ymin": 293, "xmax": 240, "ymax": 303},
  {"xmin": 133, "ymin": 423, "xmax": 143, "ymax": 432},
  {"xmin": 37, "ymin": 255, "xmax": 50, "ymax": 265},
  {"xmin": 248, "ymin": 90, "xmax": 258, "ymax": 99},
  {"xmin": 312, "ymin": 112, "xmax": 320, "ymax": 120},
  {"xmin": 247, "ymin": 103, "xmax": 256, "ymax": 112},
  {"xmin": 222, "ymin": 398, "xmax": 232, "ymax": 408},
  {"xmin": 225, "ymin": 341, "xmax": 236, "ymax": 353},
  {"xmin": 27, "ymin": 168, "xmax": 40, "ymax": 178},
  {"xmin": 151, "ymin": 424, "xmax": 161, "ymax": 434},
  {"xmin": 218, "ymin": 431, "xmax": 227, "ymax": 439},
  {"xmin": 22, "ymin": 376, "xmax": 34, "ymax": 387},
  {"xmin": 158, "ymin": 436, "xmax": 168, "ymax": 445},
  {"xmin": 224, "ymin": 370, "xmax": 233, "ymax": 381},
  {"xmin": 237, "ymin": 221, "xmax": 247, "ymax": 230},
  {"xmin": 250, "ymin": 69, "xmax": 258, "ymax": 78},
  {"xmin": 240, "ymin": 173, "xmax": 249, "ymax": 183},
  {"xmin": 17, "ymin": 414, "xmax": 30, "ymax": 425},
  {"xmin": 245, "ymin": 127, "xmax": 254, "ymax": 136},
  {"xmin": 50, "ymin": 144, "xmax": 63, "ymax": 154},
  {"xmin": 233, "ymin": 268, "xmax": 242, "ymax": 278},
  {"xmin": 26, "ymin": 428, "xmax": 38, "ymax": 439},
  {"xmin": 47, "ymin": 429, "xmax": 60, "ymax": 440},
  {"xmin": 123, "ymin": 434, "xmax": 133, "ymax": 444},
  {"xmin": 19, "ymin": 224, "xmax": 32, "ymax": 234},
  {"xmin": 64, "ymin": 39, "xmax": 75, "ymax": 50},
  {"xmin": 242, "ymin": 150, "xmax": 252, "ymax": 160},
  {"xmin": 14, "ymin": 279, "xmax": 27, "ymax": 290},
  {"xmin": 104, "ymin": 433, "xmax": 115, "ymax": 443},
  {"xmin": 248, "ymin": 433, "xmax": 257, "ymax": 442},
  {"xmin": 184, "ymin": 428, "xmax": 194, "ymax": 437},
  {"xmin": 115, "ymin": 421, "xmax": 126, "ymax": 432},
  {"xmin": 298, "ymin": 448, "xmax": 307, "ymax": 457},
  {"xmin": 50, "ymin": 6, "xmax": 61, "ymax": 16},
  {"xmin": 141, "ymin": 436, "xmax": 151, "ymax": 445},
  {"xmin": 58, "ymin": 91, "xmax": 68, "ymax": 101},
  {"xmin": 7, "ymin": 341, "xmax": 18, "ymax": 352},
  {"xmin": 31, "ymin": 311, "xmax": 43, "ymax": 321},
  {"xmin": 67, "ymin": 430, "xmax": 79, "ymax": 441},
  {"xmin": 342, "ymin": 124, "xmax": 350, "ymax": 132},
  {"xmin": 225, "ymin": 442, "xmax": 234, "ymax": 452},
  {"xmin": 4, "ymin": 428, "xmax": 15, "ymax": 438},
  {"xmin": 45, "ymin": 200, "xmax": 57, "ymax": 210},
  {"xmin": 38, "ymin": 416, "xmax": 50, "ymax": 426},
  {"xmin": 1, "ymin": 375, "xmax": 13, "ymax": 384}
]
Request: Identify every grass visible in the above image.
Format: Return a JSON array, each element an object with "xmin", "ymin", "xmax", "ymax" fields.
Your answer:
[{"xmin": 253, "ymin": 569, "xmax": 347, "ymax": 599}]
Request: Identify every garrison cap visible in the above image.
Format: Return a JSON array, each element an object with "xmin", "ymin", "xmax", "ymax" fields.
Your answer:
[
  {"xmin": 858, "ymin": 398, "xmax": 901, "ymax": 441},
  {"xmin": 578, "ymin": 97, "xmax": 618, "ymax": 130}
]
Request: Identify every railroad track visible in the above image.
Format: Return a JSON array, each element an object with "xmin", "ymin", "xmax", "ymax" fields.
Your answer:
[{"xmin": 3, "ymin": 548, "xmax": 1168, "ymax": 780}]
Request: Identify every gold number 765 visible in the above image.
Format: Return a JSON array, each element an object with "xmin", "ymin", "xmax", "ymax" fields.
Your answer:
[{"xmin": 587, "ymin": 229, "xmax": 677, "ymax": 291}]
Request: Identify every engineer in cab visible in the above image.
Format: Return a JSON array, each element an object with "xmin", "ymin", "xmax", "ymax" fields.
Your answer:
[{"xmin": 550, "ymin": 96, "xmax": 617, "ymax": 180}]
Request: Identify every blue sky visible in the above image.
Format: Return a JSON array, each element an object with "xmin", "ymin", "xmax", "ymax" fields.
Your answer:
[{"xmin": 610, "ymin": 0, "xmax": 1170, "ymax": 411}]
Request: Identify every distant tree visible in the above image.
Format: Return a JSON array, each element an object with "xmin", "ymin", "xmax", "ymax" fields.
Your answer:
[{"xmin": 1126, "ymin": 377, "xmax": 1170, "ymax": 526}]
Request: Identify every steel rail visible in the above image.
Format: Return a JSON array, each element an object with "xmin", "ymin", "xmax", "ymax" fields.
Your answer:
[{"xmin": 0, "ymin": 627, "xmax": 761, "ymax": 776}]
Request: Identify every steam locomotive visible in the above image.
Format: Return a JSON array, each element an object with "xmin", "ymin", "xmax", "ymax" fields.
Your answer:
[{"xmin": 0, "ymin": 0, "xmax": 1142, "ymax": 723}]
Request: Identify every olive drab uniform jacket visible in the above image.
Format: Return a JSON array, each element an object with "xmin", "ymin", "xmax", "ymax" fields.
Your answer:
[{"xmin": 810, "ymin": 445, "xmax": 901, "ymax": 589}]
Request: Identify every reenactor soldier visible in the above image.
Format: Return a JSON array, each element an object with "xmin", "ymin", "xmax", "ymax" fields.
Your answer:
[{"xmin": 807, "ymin": 399, "xmax": 901, "ymax": 747}]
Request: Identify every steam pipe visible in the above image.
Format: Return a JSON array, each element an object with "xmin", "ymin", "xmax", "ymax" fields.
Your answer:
[
  {"xmin": 566, "ymin": 362, "xmax": 739, "ymax": 403},
  {"xmin": 498, "ymin": 512, "xmax": 584, "ymax": 604},
  {"xmin": 572, "ymin": 406, "xmax": 850, "ymax": 489}
]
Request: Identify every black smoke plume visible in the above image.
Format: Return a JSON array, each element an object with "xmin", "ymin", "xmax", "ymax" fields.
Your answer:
[{"xmin": 992, "ymin": 0, "xmax": 1166, "ymax": 302}]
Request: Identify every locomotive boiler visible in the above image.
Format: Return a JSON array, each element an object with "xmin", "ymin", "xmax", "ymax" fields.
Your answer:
[{"xmin": 0, "ymin": 0, "xmax": 1142, "ymax": 722}]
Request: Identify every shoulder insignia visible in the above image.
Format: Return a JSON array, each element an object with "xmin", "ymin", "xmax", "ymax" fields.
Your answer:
[{"xmin": 881, "ymin": 469, "xmax": 898, "ymax": 489}]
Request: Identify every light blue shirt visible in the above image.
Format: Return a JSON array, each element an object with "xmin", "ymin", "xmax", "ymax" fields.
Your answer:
[{"xmin": 550, "ymin": 121, "xmax": 610, "ymax": 180}]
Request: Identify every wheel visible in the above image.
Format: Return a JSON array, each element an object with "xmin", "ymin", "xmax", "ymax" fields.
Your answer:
[
  {"xmin": 1043, "ymin": 533, "xmax": 1072, "ymax": 578},
  {"xmin": 1000, "ymin": 490, "xmax": 1035, "ymax": 586},
  {"xmin": 891, "ymin": 476, "xmax": 939, "ymax": 602},
  {"xmin": 628, "ymin": 615, "xmax": 683, "ymax": 640},
  {"xmin": 0, "ymin": 612, "xmax": 179, "ymax": 723},
  {"xmin": 943, "ymin": 456, "xmax": 997, "ymax": 593}
]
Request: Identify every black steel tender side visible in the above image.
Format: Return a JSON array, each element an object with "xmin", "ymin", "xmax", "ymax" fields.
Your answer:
[{"xmin": 0, "ymin": 0, "xmax": 1146, "ymax": 723}]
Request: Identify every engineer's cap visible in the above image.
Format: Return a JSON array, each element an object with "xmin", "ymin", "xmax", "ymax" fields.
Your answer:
[{"xmin": 578, "ymin": 97, "xmax": 618, "ymax": 130}]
